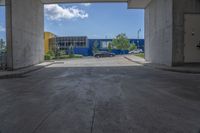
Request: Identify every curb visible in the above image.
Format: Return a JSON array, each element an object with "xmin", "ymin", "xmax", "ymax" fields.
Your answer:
[
  {"xmin": 0, "ymin": 62, "xmax": 55, "ymax": 79},
  {"xmin": 124, "ymin": 56, "xmax": 200, "ymax": 74},
  {"xmin": 152, "ymin": 66, "xmax": 200, "ymax": 74},
  {"xmin": 124, "ymin": 56, "xmax": 145, "ymax": 65}
]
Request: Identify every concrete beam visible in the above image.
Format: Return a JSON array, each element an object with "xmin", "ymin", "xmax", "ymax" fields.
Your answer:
[
  {"xmin": 0, "ymin": 0, "xmax": 5, "ymax": 5},
  {"xmin": 128, "ymin": 0, "xmax": 151, "ymax": 9},
  {"xmin": 42, "ymin": 0, "xmax": 127, "ymax": 4}
]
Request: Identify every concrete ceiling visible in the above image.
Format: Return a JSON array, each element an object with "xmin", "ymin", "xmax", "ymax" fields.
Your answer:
[
  {"xmin": 41, "ymin": 0, "xmax": 127, "ymax": 4},
  {"xmin": 0, "ymin": 0, "xmax": 151, "ymax": 8},
  {"xmin": 128, "ymin": 0, "xmax": 151, "ymax": 8},
  {"xmin": 42, "ymin": 0, "xmax": 151, "ymax": 8},
  {"xmin": 0, "ymin": 0, "xmax": 5, "ymax": 5}
]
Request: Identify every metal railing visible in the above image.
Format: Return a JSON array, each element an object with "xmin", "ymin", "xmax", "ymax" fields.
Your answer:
[{"xmin": 0, "ymin": 51, "xmax": 7, "ymax": 70}]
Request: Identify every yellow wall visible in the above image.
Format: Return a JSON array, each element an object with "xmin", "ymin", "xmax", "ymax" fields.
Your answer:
[{"xmin": 44, "ymin": 32, "xmax": 55, "ymax": 54}]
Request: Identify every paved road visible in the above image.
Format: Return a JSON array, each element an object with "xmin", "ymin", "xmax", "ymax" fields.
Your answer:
[{"xmin": 0, "ymin": 56, "xmax": 200, "ymax": 133}]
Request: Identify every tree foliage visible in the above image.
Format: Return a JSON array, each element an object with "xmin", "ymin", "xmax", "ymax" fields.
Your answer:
[
  {"xmin": 128, "ymin": 43, "xmax": 137, "ymax": 51},
  {"xmin": 108, "ymin": 42, "xmax": 112, "ymax": 52},
  {"xmin": 92, "ymin": 40, "xmax": 99, "ymax": 55},
  {"xmin": 68, "ymin": 45, "xmax": 74, "ymax": 57},
  {"xmin": 112, "ymin": 33, "xmax": 130, "ymax": 51}
]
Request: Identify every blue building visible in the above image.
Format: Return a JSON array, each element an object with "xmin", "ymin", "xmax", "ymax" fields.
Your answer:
[
  {"xmin": 49, "ymin": 36, "xmax": 144, "ymax": 56},
  {"xmin": 88, "ymin": 39, "xmax": 144, "ymax": 55}
]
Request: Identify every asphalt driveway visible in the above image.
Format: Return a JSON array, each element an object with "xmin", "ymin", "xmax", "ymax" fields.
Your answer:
[{"xmin": 0, "ymin": 56, "xmax": 200, "ymax": 133}]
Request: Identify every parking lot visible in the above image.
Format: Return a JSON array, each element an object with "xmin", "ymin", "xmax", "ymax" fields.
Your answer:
[
  {"xmin": 0, "ymin": 56, "xmax": 200, "ymax": 133},
  {"xmin": 56, "ymin": 56, "xmax": 142, "ymax": 67}
]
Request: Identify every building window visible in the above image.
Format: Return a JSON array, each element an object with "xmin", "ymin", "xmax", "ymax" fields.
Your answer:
[{"xmin": 101, "ymin": 41, "xmax": 111, "ymax": 49}]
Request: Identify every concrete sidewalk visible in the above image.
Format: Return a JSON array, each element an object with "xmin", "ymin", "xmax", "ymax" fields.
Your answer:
[
  {"xmin": 124, "ymin": 55, "xmax": 200, "ymax": 74},
  {"xmin": 0, "ymin": 61, "xmax": 55, "ymax": 79},
  {"xmin": 124, "ymin": 54, "xmax": 147, "ymax": 65}
]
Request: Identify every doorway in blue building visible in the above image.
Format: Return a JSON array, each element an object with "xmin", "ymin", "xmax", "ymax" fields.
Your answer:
[
  {"xmin": 44, "ymin": 3, "xmax": 145, "ymax": 67},
  {"xmin": 0, "ymin": 5, "xmax": 6, "ymax": 70}
]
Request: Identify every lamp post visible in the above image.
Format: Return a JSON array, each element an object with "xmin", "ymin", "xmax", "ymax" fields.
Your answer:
[{"xmin": 137, "ymin": 29, "xmax": 141, "ymax": 48}]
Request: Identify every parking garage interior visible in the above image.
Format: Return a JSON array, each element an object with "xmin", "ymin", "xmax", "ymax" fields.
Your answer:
[{"xmin": 0, "ymin": 1, "xmax": 200, "ymax": 133}]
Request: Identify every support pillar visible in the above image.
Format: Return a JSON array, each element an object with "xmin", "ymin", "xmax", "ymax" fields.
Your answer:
[
  {"xmin": 6, "ymin": 0, "xmax": 44, "ymax": 70},
  {"xmin": 144, "ymin": 0, "xmax": 173, "ymax": 66}
]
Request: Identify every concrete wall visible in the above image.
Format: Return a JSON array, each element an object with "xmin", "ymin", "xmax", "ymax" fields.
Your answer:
[
  {"xmin": 6, "ymin": 0, "xmax": 44, "ymax": 69},
  {"xmin": 145, "ymin": 0, "xmax": 173, "ymax": 66},
  {"xmin": 172, "ymin": 0, "xmax": 200, "ymax": 65}
]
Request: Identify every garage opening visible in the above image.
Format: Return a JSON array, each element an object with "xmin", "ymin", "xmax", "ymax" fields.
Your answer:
[
  {"xmin": 0, "ymin": 5, "xmax": 6, "ymax": 70},
  {"xmin": 44, "ymin": 3, "xmax": 145, "ymax": 67}
]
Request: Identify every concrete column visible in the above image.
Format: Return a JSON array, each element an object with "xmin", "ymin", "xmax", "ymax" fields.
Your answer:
[
  {"xmin": 6, "ymin": 0, "xmax": 44, "ymax": 70},
  {"xmin": 144, "ymin": 0, "xmax": 173, "ymax": 66}
]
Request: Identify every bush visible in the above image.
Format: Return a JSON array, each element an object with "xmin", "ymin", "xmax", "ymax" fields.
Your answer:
[
  {"xmin": 47, "ymin": 51, "xmax": 55, "ymax": 57},
  {"xmin": 44, "ymin": 54, "xmax": 52, "ymax": 60},
  {"xmin": 44, "ymin": 51, "xmax": 55, "ymax": 60},
  {"xmin": 129, "ymin": 44, "xmax": 137, "ymax": 51},
  {"xmin": 45, "ymin": 49, "xmax": 83, "ymax": 60}
]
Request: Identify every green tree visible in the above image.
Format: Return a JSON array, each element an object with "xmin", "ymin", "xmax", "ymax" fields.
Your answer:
[
  {"xmin": 68, "ymin": 45, "xmax": 74, "ymax": 58},
  {"xmin": 128, "ymin": 43, "xmax": 137, "ymax": 51},
  {"xmin": 92, "ymin": 40, "xmax": 99, "ymax": 55},
  {"xmin": 54, "ymin": 46, "xmax": 60, "ymax": 59},
  {"xmin": 108, "ymin": 42, "xmax": 112, "ymax": 52},
  {"xmin": 112, "ymin": 33, "xmax": 130, "ymax": 54}
]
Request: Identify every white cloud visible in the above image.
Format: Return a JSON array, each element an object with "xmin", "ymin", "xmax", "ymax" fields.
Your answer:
[
  {"xmin": 81, "ymin": 3, "xmax": 91, "ymax": 6},
  {"xmin": 0, "ymin": 25, "xmax": 5, "ymax": 32},
  {"xmin": 44, "ymin": 4, "xmax": 88, "ymax": 21}
]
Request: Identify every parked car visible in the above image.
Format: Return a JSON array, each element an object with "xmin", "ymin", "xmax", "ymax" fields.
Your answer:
[
  {"xmin": 94, "ymin": 51, "xmax": 115, "ymax": 58},
  {"xmin": 129, "ymin": 49, "xmax": 143, "ymax": 54}
]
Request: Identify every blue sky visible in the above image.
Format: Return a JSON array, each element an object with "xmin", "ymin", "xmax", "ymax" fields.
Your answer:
[
  {"xmin": 0, "ymin": 6, "xmax": 6, "ymax": 40},
  {"xmin": 44, "ymin": 3, "xmax": 144, "ymax": 39},
  {"xmin": 0, "ymin": 3, "xmax": 144, "ymax": 40}
]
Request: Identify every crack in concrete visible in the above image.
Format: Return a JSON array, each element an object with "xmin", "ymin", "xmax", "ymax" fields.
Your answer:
[
  {"xmin": 90, "ymin": 99, "xmax": 97, "ymax": 133},
  {"xmin": 31, "ymin": 86, "xmax": 69, "ymax": 133},
  {"xmin": 31, "ymin": 106, "xmax": 57, "ymax": 133}
]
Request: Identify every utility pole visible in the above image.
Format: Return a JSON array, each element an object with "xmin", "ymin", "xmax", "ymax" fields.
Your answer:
[{"xmin": 137, "ymin": 29, "xmax": 141, "ymax": 48}]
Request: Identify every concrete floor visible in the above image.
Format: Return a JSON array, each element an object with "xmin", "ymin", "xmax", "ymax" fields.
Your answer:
[{"xmin": 0, "ymin": 56, "xmax": 200, "ymax": 133}]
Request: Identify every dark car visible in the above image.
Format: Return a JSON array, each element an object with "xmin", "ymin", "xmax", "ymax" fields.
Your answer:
[{"xmin": 94, "ymin": 51, "xmax": 115, "ymax": 58}]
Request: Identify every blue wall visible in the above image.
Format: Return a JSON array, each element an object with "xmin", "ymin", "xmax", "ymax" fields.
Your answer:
[
  {"xmin": 68, "ymin": 38, "xmax": 145, "ymax": 56},
  {"xmin": 130, "ymin": 39, "xmax": 145, "ymax": 50},
  {"xmin": 73, "ymin": 48, "xmax": 90, "ymax": 56}
]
